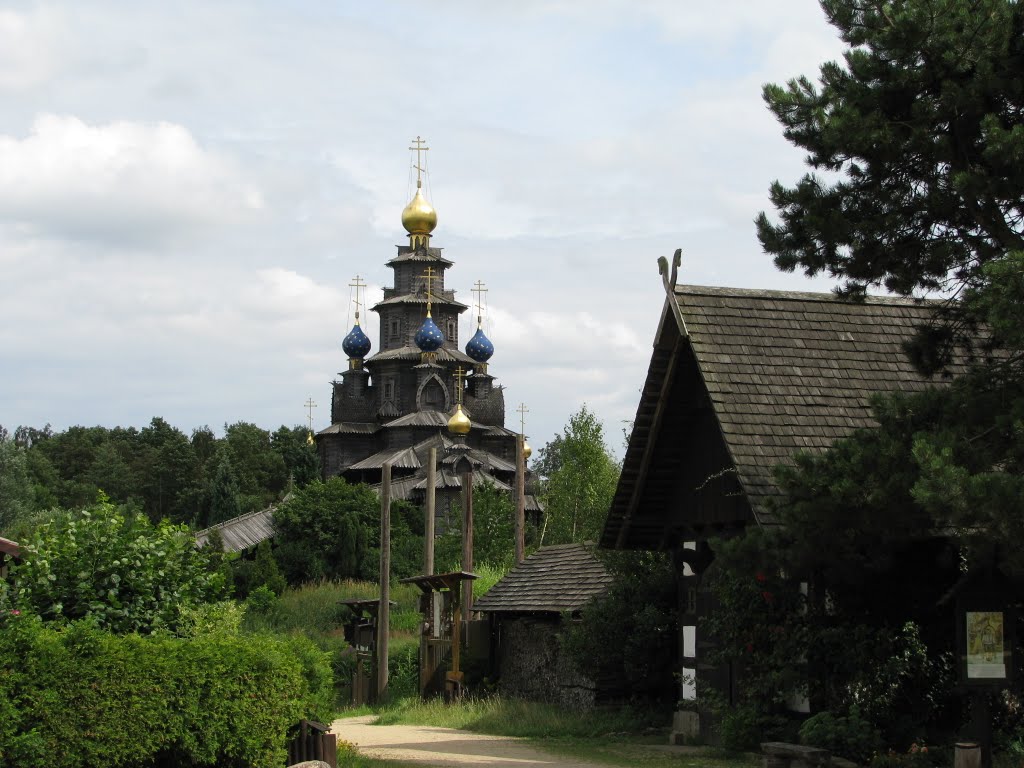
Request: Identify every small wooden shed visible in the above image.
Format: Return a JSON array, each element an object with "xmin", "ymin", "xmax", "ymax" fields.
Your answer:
[{"xmin": 475, "ymin": 543, "xmax": 613, "ymax": 709}]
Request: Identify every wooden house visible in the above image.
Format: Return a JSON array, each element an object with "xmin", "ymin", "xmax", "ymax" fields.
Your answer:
[
  {"xmin": 600, "ymin": 266, "xmax": 967, "ymax": 740},
  {"xmin": 475, "ymin": 543, "xmax": 613, "ymax": 709}
]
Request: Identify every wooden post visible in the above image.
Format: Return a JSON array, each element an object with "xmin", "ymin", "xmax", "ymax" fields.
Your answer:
[
  {"xmin": 462, "ymin": 469, "xmax": 474, "ymax": 619},
  {"xmin": 515, "ymin": 433, "xmax": 525, "ymax": 565},
  {"xmin": 377, "ymin": 462, "xmax": 391, "ymax": 701},
  {"xmin": 451, "ymin": 579, "xmax": 462, "ymax": 678},
  {"xmin": 425, "ymin": 447, "xmax": 436, "ymax": 575}
]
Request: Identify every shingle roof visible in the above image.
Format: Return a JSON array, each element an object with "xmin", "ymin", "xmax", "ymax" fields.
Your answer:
[
  {"xmin": 367, "ymin": 345, "xmax": 476, "ymax": 364},
  {"xmin": 195, "ymin": 506, "xmax": 275, "ymax": 552},
  {"xmin": 372, "ymin": 292, "xmax": 468, "ymax": 311},
  {"xmin": 387, "ymin": 246, "xmax": 453, "ymax": 266},
  {"xmin": 602, "ymin": 283, "xmax": 969, "ymax": 548},
  {"xmin": 677, "ymin": 285, "xmax": 966, "ymax": 523},
  {"xmin": 316, "ymin": 422, "xmax": 379, "ymax": 436},
  {"xmin": 474, "ymin": 543, "xmax": 613, "ymax": 614}
]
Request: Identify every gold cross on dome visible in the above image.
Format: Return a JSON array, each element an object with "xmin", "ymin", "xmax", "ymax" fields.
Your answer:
[
  {"xmin": 453, "ymin": 366, "xmax": 466, "ymax": 405},
  {"xmin": 472, "ymin": 279, "xmax": 488, "ymax": 326},
  {"xmin": 408, "ymin": 135, "xmax": 430, "ymax": 185},
  {"xmin": 304, "ymin": 398, "xmax": 317, "ymax": 431},
  {"xmin": 349, "ymin": 274, "xmax": 366, "ymax": 320},
  {"xmin": 516, "ymin": 403, "xmax": 529, "ymax": 434},
  {"xmin": 421, "ymin": 266, "xmax": 438, "ymax": 314}
]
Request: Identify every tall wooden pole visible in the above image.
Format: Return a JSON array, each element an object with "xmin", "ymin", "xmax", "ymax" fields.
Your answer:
[
  {"xmin": 377, "ymin": 462, "xmax": 391, "ymax": 701},
  {"xmin": 462, "ymin": 469, "xmax": 474, "ymax": 619},
  {"xmin": 515, "ymin": 433, "xmax": 525, "ymax": 565},
  {"xmin": 425, "ymin": 447, "xmax": 436, "ymax": 575}
]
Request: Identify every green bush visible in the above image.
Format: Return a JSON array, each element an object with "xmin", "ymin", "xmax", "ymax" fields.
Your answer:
[
  {"xmin": 10, "ymin": 497, "xmax": 227, "ymax": 634},
  {"xmin": 0, "ymin": 613, "xmax": 332, "ymax": 768},
  {"xmin": 800, "ymin": 706, "xmax": 882, "ymax": 763}
]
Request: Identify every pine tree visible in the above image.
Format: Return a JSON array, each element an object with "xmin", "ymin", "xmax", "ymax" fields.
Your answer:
[{"xmin": 208, "ymin": 449, "xmax": 241, "ymax": 526}]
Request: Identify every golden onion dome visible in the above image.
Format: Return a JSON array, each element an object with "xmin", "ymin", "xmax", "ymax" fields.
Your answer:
[
  {"xmin": 522, "ymin": 439, "xmax": 532, "ymax": 460},
  {"xmin": 447, "ymin": 403, "xmax": 471, "ymax": 435},
  {"xmin": 402, "ymin": 183, "xmax": 438, "ymax": 236}
]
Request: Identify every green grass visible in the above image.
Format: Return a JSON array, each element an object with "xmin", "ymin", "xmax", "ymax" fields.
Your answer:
[
  {"xmin": 243, "ymin": 579, "xmax": 422, "ymax": 637},
  {"xmin": 471, "ymin": 562, "xmax": 507, "ymax": 599},
  {"xmin": 375, "ymin": 695, "xmax": 658, "ymax": 738},
  {"xmin": 540, "ymin": 740, "xmax": 758, "ymax": 768}
]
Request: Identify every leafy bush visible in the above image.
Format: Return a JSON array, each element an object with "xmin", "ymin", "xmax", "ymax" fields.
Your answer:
[
  {"xmin": 10, "ymin": 497, "xmax": 227, "ymax": 634},
  {"xmin": 800, "ymin": 706, "xmax": 882, "ymax": 763},
  {"xmin": 561, "ymin": 550, "xmax": 678, "ymax": 709},
  {"xmin": 273, "ymin": 478, "xmax": 376, "ymax": 583},
  {"xmin": 0, "ymin": 612, "xmax": 332, "ymax": 768},
  {"xmin": 231, "ymin": 540, "xmax": 286, "ymax": 599},
  {"xmin": 245, "ymin": 584, "xmax": 279, "ymax": 614}
]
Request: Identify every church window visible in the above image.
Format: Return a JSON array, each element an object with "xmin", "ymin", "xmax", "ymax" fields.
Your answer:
[
  {"xmin": 384, "ymin": 379, "xmax": 394, "ymax": 400},
  {"xmin": 389, "ymin": 319, "xmax": 400, "ymax": 341},
  {"xmin": 446, "ymin": 319, "xmax": 456, "ymax": 343},
  {"xmin": 419, "ymin": 378, "xmax": 445, "ymax": 411}
]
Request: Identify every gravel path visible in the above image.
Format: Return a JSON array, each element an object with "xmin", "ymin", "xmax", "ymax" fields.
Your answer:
[{"xmin": 330, "ymin": 715, "xmax": 610, "ymax": 767}]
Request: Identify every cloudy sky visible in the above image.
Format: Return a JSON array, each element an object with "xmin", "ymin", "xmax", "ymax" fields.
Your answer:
[{"xmin": 0, "ymin": 1, "xmax": 848, "ymax": 455}]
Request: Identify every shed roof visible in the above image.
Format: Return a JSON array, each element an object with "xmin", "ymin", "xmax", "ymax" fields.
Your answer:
[
  {"xmin": 195, "ymin": 506, "xmax": 275, "ymax": 552},
  {"xmin": 474, "ymin": 542, "xmax": 613, "ymax": 614},
  {"xmin": 603, "ymin": 283, "xmax": 969, "ymax": 549}
]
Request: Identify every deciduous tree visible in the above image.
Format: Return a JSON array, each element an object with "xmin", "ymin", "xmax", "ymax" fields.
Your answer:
[{"xmin": 538, "ymin": 405, "xmax": 620, "ymax": 545}]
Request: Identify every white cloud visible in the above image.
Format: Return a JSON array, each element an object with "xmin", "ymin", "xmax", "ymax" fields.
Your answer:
[{"xmin": 0, "ymin": 114, "xmax": 262, "ymax": 244}]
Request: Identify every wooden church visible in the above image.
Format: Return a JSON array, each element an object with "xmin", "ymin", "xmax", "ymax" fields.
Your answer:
[{"xmin": 315, "ymin": 140, "xmax": 541, "ymax": 518}]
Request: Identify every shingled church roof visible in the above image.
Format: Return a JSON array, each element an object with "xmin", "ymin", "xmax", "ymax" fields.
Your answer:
[
  {"xmin": 475, "ymin": 542, "xmax": 612, "ymax": 614},
  {"xmin": 602, "ymin": 283, "xmax": 969, "ymax": 549}
]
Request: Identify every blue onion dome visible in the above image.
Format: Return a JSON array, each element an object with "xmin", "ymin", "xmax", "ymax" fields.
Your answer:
[
  {"xmin": 414, "ymin": 314, "xmax": 445, "ymax": 352},
  {"xmin": 465, "ymin": 326, "xmax": 494, "ymax": 362},
  {"xmin": 342, "ymin": 323, "xmax": 372, "ymax": 358}
]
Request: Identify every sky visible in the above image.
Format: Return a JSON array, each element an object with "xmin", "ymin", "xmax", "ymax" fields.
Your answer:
[{"xmin": 0, "ymin": 1, "xmax": 849, "ymax": 457}]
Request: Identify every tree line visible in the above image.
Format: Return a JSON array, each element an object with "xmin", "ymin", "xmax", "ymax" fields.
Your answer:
[{"xmin": 0, "ymin": 418, "xmax": 319, "ymax": 535}]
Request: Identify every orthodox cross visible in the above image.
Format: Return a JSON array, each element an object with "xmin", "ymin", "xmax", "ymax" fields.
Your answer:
[
  {"xmin": 421, "ymin": 266, "xmax": 438, "ymax": 315},
  {"xmin": 409, "ymin": 135, "xmax": 429, "ymax": 185},
  {"xmin": 453, "ymin": 366, "xmax": 466, "ymax": 405},
  {"xmin": 472, "ymin": 279, "xmax": 488, "ymax": 327},
  {"xmin": 516, "ymin": 403, "xmax": 529, "ymax": 435},
  {"xmin": 349, "ymin": 274, "xmax": 366, "ymax": 323},
  {"xmin": 304, "ymin": 398, "xmax": 317, "ymax": 431}
]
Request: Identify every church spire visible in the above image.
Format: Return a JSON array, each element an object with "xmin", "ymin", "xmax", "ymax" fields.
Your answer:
[{"xmin": 402, "ymin": 136, "xmax": 437, "ymax": 248}]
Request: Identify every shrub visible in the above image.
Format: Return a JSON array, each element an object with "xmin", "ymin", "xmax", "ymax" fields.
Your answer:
[
  {"xmin": 800, "ymin": 706, "xmax": 883, "ymax": 763},
  {"xmin": 0, "ymin": 612, "xmax": 332, "ymax": 768},
  {"xmin": 10, "ymin": 497, "xmax": 227, "ymax": 634},
  {"xmin": 561, "ymin": 550, "xmax": 679, "ymax": 709}
]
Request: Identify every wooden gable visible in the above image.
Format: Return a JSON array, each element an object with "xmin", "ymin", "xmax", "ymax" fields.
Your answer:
[{"xmin": 603, "ymin": 284, "xmax": 966, "ymax": 550}]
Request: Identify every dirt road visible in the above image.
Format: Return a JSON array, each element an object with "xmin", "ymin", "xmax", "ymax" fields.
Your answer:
[{"xmin": 330, "ymin": 715, "xmax": 610, "ymax": 767}]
